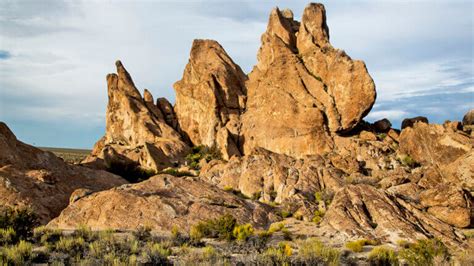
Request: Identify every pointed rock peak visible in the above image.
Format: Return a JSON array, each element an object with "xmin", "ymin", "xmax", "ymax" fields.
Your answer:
[
  {"xmin": 113, "ymin": 60, "xmax": 140, "ymax": 97},
  {"xmin": 0, "ymin": 121, "xmax": 16, "ymax": 142},
  {"xmin": 143, "ymin": 89, "xmax": 154, "ymax": 103},
  {"xmin": 266, "ymin": 7, "xmax": 298, "ymax": 48},
  {"xmin": 299, "ymin": 3, "xmax": 330, "ymax": 48}
]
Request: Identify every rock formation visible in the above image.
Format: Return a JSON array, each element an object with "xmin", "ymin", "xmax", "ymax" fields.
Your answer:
[
  {"xmin": 0, "ymin": 122, "xmax": 126, "ymax": 223},
  {"xmin": 84, "ymin": 61, "xmax": 189, "ymax": 172},
  {"xmin": 40, "ymin": 2, "xmax": 472, "ymax": 255},
  {"xmin": 48, "ymin": 174, "xmax": 277, "ymax": 232},
  {"xmin": 174, "ymin": 40, "xmax": 246, "ymax": 160},
  {"xmin": 241, "ymin": 4, "xmax": 376, "ymax": 157}
]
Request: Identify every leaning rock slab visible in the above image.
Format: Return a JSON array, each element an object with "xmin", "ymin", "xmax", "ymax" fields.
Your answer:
[{"xmin": 48, "ymin": 174, "xmax": 276, "ymax": 232}]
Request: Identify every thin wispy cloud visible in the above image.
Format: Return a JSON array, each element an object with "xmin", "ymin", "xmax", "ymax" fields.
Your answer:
[{"xmin": 0, "ymin": 0, "xmax": 472, "ymax": 148}]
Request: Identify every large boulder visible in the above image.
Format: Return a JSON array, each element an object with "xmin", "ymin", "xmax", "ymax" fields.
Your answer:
[
  {"xmin": 240, "ymin": 4, "xmax": 376, "ymax": 157},
  {"xmin": 320, "ymin": 184, "xmax": 466, "ymax": 248},
  {"xmin": 399, "ymin": 122, "xmax": 472, "ymax": 166},
  {"xmin": 0, "ymin": 122, "xmax": 126, "ymax": 223},
  {"xmin": 48, "ymin": 174, "xmax": 276, "ymax": 232},
  {"xmin": 401, "ymin": 116, "xmax": 428, "ymax": 129},
  {"xmin": 84, "ymin": 61, "xmax": 189, "ymax": 171},
  {"xmin": 462, "ymin": 109, "xmax": 474, "ymax": 126},
  {"xmin": 174, "ymin": 40, "xmax": 246, "ymax": 160}
]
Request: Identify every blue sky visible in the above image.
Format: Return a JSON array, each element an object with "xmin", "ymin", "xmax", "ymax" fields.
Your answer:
[{"xmin": 0, "ymin": 0, "xmax": 472, "ymax": 149}]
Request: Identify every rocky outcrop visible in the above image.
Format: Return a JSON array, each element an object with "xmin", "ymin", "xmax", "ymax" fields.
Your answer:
[
  {"xmin": 373, "ymin": 118, "xmax": 392, "ymax": 132},
  {"xmin": 320, "ymin": 185, "xmax": 467, "ymax": 248},
  {"xmin": 0, "ymin": 122, "xmax": 126, "ymax": 223},
  {"xmin": 85, "ymin": 61, "xmax": 189, "ymax": 171},
  {"xmin": 401, "ymin": 116, "xmax": 429, "ymax": 129},
  {"xmin": 399, "ymin": 122, "xmax": 472, "ymax": 166},
  {"xmin": 174, "ymin": 40, "xmax": 246, "ymax": 160},
  {"xmin": 462, "ymin": 109, "xmax": 474, "ymax": 126},
  {"xmin": 240, "ymin": 4, "xmax": 376, "ymax": 157},
  {"xmin": 48, "ymin": 174, "xmax": 277, "ymax": 232}
]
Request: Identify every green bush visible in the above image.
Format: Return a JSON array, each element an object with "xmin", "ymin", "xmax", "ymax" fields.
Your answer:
[
  {"xmin": 398, "ymin": 238, "xmax": 450, "ymax": 266},
  {"xmin": 185, "ymin": 145, "xmax": 222, "ymax": 170},
  {"xmin": 33, "ymin": 226, "xmax": 62, "ymax": 244},
  {"xmin": 159, "ymin": 168, "xmax": 193, "ymax": 177},
  {"xmin": 297, "ymin": 238, "xmax": 340, "ymax": 266},
  {"xmin": 134, "ymin": 225, "xmax": 152, "ymax": 241},
  {"xmin": 53, "ymin": 236, "xmax": 86, "ymax": 257},
  {"xmin": 1, "ymin": 240, "xmax": 35, "ymax": 264},
  {"xmin": 256, "ymin": 244, "xmax": 292, "ymax": 266},
  {"xmin": 368, "ymin": 246, "xmax": 398, "ymax": 265},
  {"xmin": 73, "ymin": 224, "xmax": 95, "ymax": 242},
  {"xmin": 398, "ymin": 154, "xmax": 419, "ymax": 168},
  {"xmin": 233, "ymin": 224, "xmax": 254, "ymax": 242},
  {"xmin": 0, "ymin": 206, "xmax": 38, "ymax": 242},
  {"xmin": 142, "ymin": 242, "xmax": 171, "ymax": 265},
  {"xmin": 190, "ymin": 214, "xmax": 237, "ymax": 242},
  {"xmin": 280, "ymin": 210, "xmax": 293, "ymax": 218},
  {"xmin": 312, "ymin": 209, "xmax": 325, "ymax": 224},
  {"xmin": 178, "ymin": 245, "xmax": 228, "ymax": 265},
  {"xmin": 267, "ymin": 222, "xmax": 285, "ymax": 234},
  {"xmin": 345, "ymin": 239, "xmax": 379, "ymax": 253},
  {"xmin": 0, "ymin": 227, "xmax": 16, "ymax": 245}
]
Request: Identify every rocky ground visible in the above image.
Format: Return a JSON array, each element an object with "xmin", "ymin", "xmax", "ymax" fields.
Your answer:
[{"xmin": 1, "ymin": 2, "xmax": 473, "ymax": 265}]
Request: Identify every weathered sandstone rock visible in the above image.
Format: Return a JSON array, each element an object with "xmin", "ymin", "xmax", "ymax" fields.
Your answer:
[
  {"xmin": 174, "ymin": 40, "xmax": 246, "ymax": 160},
  {"xmin": 0, "ymin": 122, "xmax": 126, "ymax": 223},
  {"xmin": 240, "ymin": 4, "xmax": 376, "ymax": 157},
  {"xmin": 320, "ymin": 184, "xmax": 466, "ymax": 248},
  {"xmin": 48, "ymin": 175, "xmax": 277, "ymax": 232},
  {"xmin": 85, "ymin": 61, "xmax": 189, "ymax": 171},
  {"xmin": 399, "ymin": 122, "xmax": 472, "ymax": 166},
  {"xmin": 401, "ymin": 116, "xmax": 429, "ymax": 129}
]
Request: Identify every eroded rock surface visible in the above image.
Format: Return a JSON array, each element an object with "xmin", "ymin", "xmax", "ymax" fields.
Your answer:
[
  {"xmin": 0, "ymin": 122, "xmax": 126, "ymax": 223},
  {"xmin": 174, "ymin": 40, "xmax": 246, "ymax": 160},
  {"xmin": 84, "ymin": 61, "xmax": 189, "ymax": 171},
  {"xmin": 48, "ymin": 174, "xmax": 277, "ymax": 232},
  {"xmin": 241, "ymin": 4, "xmax": 376, "ymax": 157}
]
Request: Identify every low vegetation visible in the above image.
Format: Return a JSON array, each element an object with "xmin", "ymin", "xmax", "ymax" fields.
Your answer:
[
  {"xmin": 296, "ymin": 238, "xmax": 340, "ymax": 265},
  {"xmin": 345, "ymin": 238, "xmax": 379, "ymax": 252},
  {"xmin": 185, "ymin": 145, "xmax": 222, "ymax": 170},
  {"xmin": 367, "ymin": 246, "xmax": 398, "ymax": 265},
  {"xmin": 398, "ymin": 238, "xmax": 450, "ymax": 265},
  {"xmin": 0, "ymin": 207, "xmax": 459, "ymax": 265}
]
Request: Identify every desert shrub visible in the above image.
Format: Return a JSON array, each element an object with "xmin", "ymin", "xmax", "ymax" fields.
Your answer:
[
  {"xmin": 73, "ymin": 224, "xmax": 95, "ymax": 242},
  {"xmin": 398, "ymin": 238, "xmax": 449, "ymax": 266},
  {"xmin": 159, "ymin": 168, "xmax": 193, "ymax": 177},
  {"xmin": 134, "ymin": 225, "xmax": 152, "ymax": 241},
  {"xmin": 345, "ymin": 239, "xmax": 379, "ymax": 253},
  {"xmin": 368, "ymin": 246, "xmax": 398, "ymax": 265},
  {"xmin": 190, "ymin": 214, "xmax": 237, "ymax": 242},
  {"xmin": 185, "ymin": 145, "xmax": 222, "ymax": 170},
  {"xmin": 297, "ymin": 238, "xmax": 340, "ymax": 266},
  {"xmin": 462, "ymin": 229, "xmax": 474, "ymax": 239},
  {"xmin": 33, "ymin": 226, "xmax": 62, "ymax": 244},
  {"xmin": 256, "ymin": 243, "xmax": 292, "ymax": 266},
  {"xmin": 0, "ymin": 227, "xmax": 16, "ymax": 245},
  {"xmin": 142, "ymin": 242, "xmax": 171, "ymax": 265},
  {"xmin": 312, "ymin": 209, "xmax": 325, "ymax": 224},
  {"xmin": 53, "ymin": 236, "xmax": 86, "ymax": 257},
  {"xmin": 1, "ymin": 240, "xmax": 35, "ymax": 264},
  {"xmin": 280, "ymin": 210, "xmax": 293, "ymax": 218},
  {"xmin": 398, "ymin": 154, "xmax": 419, "ymax": 168},
  {"xmin": 178, "ymin": 245, "xmax": 228, "ymax": 265},
  {"xmin": 0, "ymin": 206, "xmax": 38, "ymax": 242},
  {"xmin": 233, "ymin": 223, "xmax": 254, "ymax": 242},
  {"xmin": 268, "ymin": 222, "xmax": 285, "ymax": 234},
  {"xmin": 314, "ymin": 190, "xmax": 334, "ymax": 205}
]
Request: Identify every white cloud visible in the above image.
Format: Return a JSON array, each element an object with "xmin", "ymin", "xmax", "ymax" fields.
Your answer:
[{"xmin": 366, "ymin": 110, "xmax": 409, "ymax": 121}]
